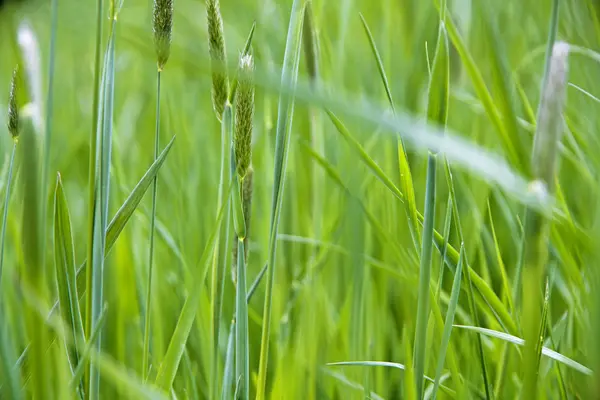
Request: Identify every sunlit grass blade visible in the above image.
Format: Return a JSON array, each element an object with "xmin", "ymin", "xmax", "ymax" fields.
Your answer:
[
  {"xmin": 413, "ymin": 152, "xmax": 437, "ymax": 400},
  {"xmin": 432, "ymin": 244, "xmax": 463, "ymax": 400},
  {"xmin": 255, "ymin": 0, "xmax": 304, "ymax": 397},
  {"xmin": 454, "ymin": 325, "xmax": 592, "ymax": 376},
  {"xmin": 54, "ymin": 173, "xmax": 86, "ymax": 376},
  {"xmin": 359, "ymin": 12, "xmax": 420, "ymax": 252},
  {"xmin": 155, "ymin": 180, "xmax": 233, "ymax": 391},
  {"xmin": 435, "ymin": 196, "xmax": 452, "ymax": 303}
]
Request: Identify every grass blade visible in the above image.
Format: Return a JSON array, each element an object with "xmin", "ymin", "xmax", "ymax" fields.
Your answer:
[
  {"xmin": 54, "ymin": 173, "xmax": 86, "ymax": 376},
  {"xmin": 155, "ymin": 179, "xmax": 233, "ymax": 390},
  {"xmin": 432, "ymin": 244, "xmax": 463, "ymax": 400},
  {"xmin": 0, "ymin": 142, "xmax": 17, "ymax": 295},
  {"xmin": 413, "ymin": 152, "xmax": 437, "ymax": 399},
  {"xmin": 454, "ymin": 325, "xmax": 592, "ymax": 376},
  {"xmin": 359, "ymin": 12, "xmax": 420, "ymax": 252},
  {"xmin": 234, "ymin": 239, "xmax": 249, "ymax": 399},
  {"xmin": 255, "ymin": 0, "xmax": 304, "ymax": 397}
]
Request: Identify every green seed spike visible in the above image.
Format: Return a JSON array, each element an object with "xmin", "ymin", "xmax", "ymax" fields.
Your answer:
[
  {"xmin": 234, "ymin": 54, "xmax": 255, "ymax": 179},
  {"xmin": 153, "ymin": 0, "xmax": 174, "ymax": 70},
  {"xmin": 8, "ymin": 66, "xmax": 19, "ymax": 141},
  {"xmin": 207, "ymin": 0, "xmax": 229, "ymax": 120}
]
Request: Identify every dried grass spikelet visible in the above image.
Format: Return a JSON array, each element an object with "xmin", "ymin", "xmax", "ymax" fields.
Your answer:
[
  {"xmin": 531, "ymin": 41, "xmax": 569, "ymax": 193},
  {"xmin": 232, "ymin": 166, "xmax": 253, "ymax": 286},
  {"xmin": 234, "ymin": 54, "xmax": 254, "ymax": 179},
  {"xmin": 207, "ymin": 0, "xmax": 229, "ymax": 120},
  {"xmin": 8, "ymin": 66, "xmax": 19, "ymax": 141},
  {"xmin": 153, "ymin": 0, "xmax": 174, "ymax": 70}
]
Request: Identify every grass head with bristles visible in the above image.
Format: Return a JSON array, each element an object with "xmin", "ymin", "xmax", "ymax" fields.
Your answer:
[
  {"xmin": 234, "ymin": 54, "xmax": 254, "ymax": 179},
  {"xmin": 8, "ymin": 66, "xmax": 19, "ymax": 141},
  {"xmin": 206, "ymin": 0, "xmax": 228, "ymax": 120},
  {"xmin": 153, "ymin": 0, "xmax": 174, "ymax": 70}
]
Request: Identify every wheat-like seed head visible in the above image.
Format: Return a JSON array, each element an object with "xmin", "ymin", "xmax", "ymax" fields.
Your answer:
[
  {"xmin": 207, "ymin": 0, "xmax": 228, "ymax": 120},
  {"xmin": 234, "ymin": 54, "xmax": 254, "ymax": 178},
  {"xmin": 531, "ymin": 41, "xmax": 569, "ymax": 194},
  {"xmin": 8, "ymin": 66, "xmax": 19, "ymax": 141},
  {"xmin": 153, "ymin": 0, "xmax": 174, "ymax": 70}
]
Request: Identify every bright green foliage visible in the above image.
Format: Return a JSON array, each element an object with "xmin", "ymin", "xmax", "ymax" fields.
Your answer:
[{"xmin": 0, "ymin": 0, "xmax": 598, "ymax": 399}]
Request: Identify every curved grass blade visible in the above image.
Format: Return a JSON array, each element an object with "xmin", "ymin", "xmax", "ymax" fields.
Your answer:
[
  {"xmin": 326, "ymin": 361, "xmax": 455, "ymax": 396},
  {"xmin": 432, "ymin": 244, "xmax": 463, "ymax": 400},
  {"xmin": 255, "ymin": 0, "xmax": 304, "ymax": 397},
  {"xmin": 155, "ymin": 180, "xmax": 233, "ymax": 391},
  {"xmin": 54, "ymin": 173, "xmax": 86, "ymax": 375},
  {"xmin": 454, "ymin": 325, "xmax": 592, "ymax": 376},
  {"xmin": 359, "ymin": 12, "xmax": 420, "ymax": 252},
  {"xmin": 221, "ymin": 320, "xmax": 235, "ymax": 400}
]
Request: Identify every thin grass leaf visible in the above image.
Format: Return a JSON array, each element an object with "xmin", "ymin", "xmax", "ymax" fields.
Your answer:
[
  {"xmin": 54, "ymin": 173, "xmax": 86, "ymax": 375},
  {"xmin": 326, "ymin": 111, "xmax": 402, "ymax": 201},
  {"xmin": 432, "ymin": 244, "xmax": 463, "ymax": 400},
  {"xmin": 359, "ymin": 12, "xmax": 420, "ymax": 252},
  {"xmin": 256, "ymin": 0, "xmax": 304, "ymax": 397},
  {"xmin": 454, "ymin": 325, "xmax": 592, "ymax": 376},
  {"xmin": 69, "ymin": 305, "xmax": 108, "ymax": 391},
  {"xmin": 155, "ymin": 180, "xmax": 233, "ymax": 391}
]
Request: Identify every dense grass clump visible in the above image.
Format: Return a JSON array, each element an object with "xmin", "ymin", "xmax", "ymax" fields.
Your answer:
[{"xmin": 2, "ymin": 0, "xmax": 600, "ymax": 399}]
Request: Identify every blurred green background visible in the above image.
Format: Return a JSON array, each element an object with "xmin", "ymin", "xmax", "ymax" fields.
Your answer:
[{"xmin": 1, "ymin": 0, "xmax": 600, "ymax": 398}]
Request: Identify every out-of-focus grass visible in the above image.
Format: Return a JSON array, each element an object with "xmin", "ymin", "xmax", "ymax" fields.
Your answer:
[{"xmin": 0, "ymin": 0, "xmax": 599, "ymax": 398}]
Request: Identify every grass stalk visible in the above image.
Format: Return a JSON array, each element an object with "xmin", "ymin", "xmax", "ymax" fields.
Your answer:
[
  {"xmin": 145, "ymin": 0, "xmax": 174, "ymax": 377},
  {"xmin": 143, "ymin": 68, "xmax": 162, "ymax": 380},
  {"xmin": 84, "ymin": 0, "xmax": 105, "ymax": 396},
  {"xmin": 413, "ymin": 152, "xmax": 437, "ymax": 399},
  {"xmin": 521, "ymin": 41, "xmax": 569, "ymax": 399},
  {"xmin": 255, "ymin": 1, "xmax": 304, "ymax": 396}
]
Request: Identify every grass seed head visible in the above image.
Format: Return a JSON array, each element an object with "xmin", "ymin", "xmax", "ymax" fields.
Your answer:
[
  {"xmin": 8, "ymin": 66, "xmax": 19, "ymax": 141},
  {"xmin": 207, "ymin": 0, "xmax": 229, "ymax": 120},
  {"xmin": 153, "ymin": 0, "xmax": 174, "ymax": 70},
  {"xmin": 531, "ymin": 41, "xmax": 569, "ymax": 194},
  {"xmin": 234, "ymin": 54, "xmax": 254, "ymax": 178}
]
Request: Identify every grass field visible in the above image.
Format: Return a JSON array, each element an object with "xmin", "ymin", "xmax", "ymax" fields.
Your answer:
[{"xmin": 0, "ymin": 0, "xmax": 599, "ymax": 398}]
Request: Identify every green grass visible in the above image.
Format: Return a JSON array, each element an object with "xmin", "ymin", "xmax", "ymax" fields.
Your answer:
[{"xmin": 1, "ymin": 0, "xmax": 600, "ymax": 399}]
